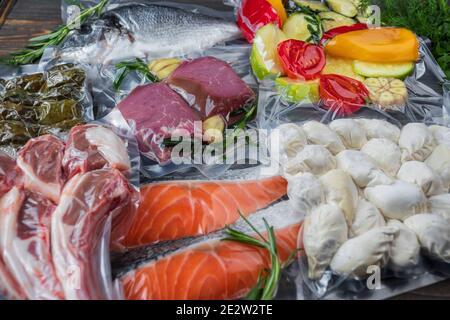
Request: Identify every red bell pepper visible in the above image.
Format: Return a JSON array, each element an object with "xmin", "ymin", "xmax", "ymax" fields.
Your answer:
[
  {"xmin": 320, "ymin": 23, "xmax": 369, "ymax": 46},
  {"xmin": 237, "ymin": 0, "xmax": 282, "ymax": 43},
  {"xmin": 319, "ymin": 74, "xmax": 369, "ymax": 115}
]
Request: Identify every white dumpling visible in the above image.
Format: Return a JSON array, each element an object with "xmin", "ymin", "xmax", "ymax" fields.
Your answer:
[
  {"xmin": 302, "ymin": 121, "xmax": 345, "ymax": 155},
  {"xmin": 330, "ymin": 226, "xmax": 397, "ymax": 279},
  {"xmin": 355, "ymin": 119, "xmax": 400, "ymax": 143},
  {"xmin": 364, "ymin": 180, "xmax": 427, "ymax": 220},
  {"xmin": 397, "ymin": 161, "xmax": 446, "ymax": 196},
  {"xmin": 336, "ymin": 150, "xmax": 393, "ymax": 188},
  {"xmin": 399, "ymin": 123, "xmax": 436, "ymax": 162},
  {"xmin": 287, "ymin": 172, "xmax": 325, "ymax": 215},
  {"xmin": 284, "ymin": 145, "xmax": 336, "ymax": 177},
  {"xmin": 361, "ymin": 138, "xmax": 402, "ymax": 177},
  {"xmin": 387, "ymin": 220, "xmax": 420, "ymax": 271},
  {"xmin": 350, "ymin": 199, "xmax": 386, "ymax": 237},
  {"xmin": 329, "ymin": 119, "xmax": 367, "ymax": 150},
  {"xmin": 429, "ymin": 125, "xmax": 450, "ymax": 148},
  {"xmin": 428, "ymin": 194, "xmax": 450, "ymax": 223},
  {"xmin": 303, "ymin": 203, "xmax": 348, "ymax": 280},
  {"xmin": 404, "ymin": 214, "xmax": 450, "ymax": 263},
  {"xmin": 269, "ymin": 123, "xmax": 307, "ymax": 160},
  {"xmin": 425, "ymin": 144, "xmax": 450, "ymax": 190},
  {"xmin": 319, "ymin": 169, "xmax": 359, "ymax": 226}
]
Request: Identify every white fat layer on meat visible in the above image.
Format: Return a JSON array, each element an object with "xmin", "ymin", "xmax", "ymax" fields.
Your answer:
[{"xmin": 85, "ymin": 126, "xmax": 131, "ymax": 171}]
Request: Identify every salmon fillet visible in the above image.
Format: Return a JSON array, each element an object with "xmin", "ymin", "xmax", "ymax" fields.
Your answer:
[
  {"xmin": 124, "ymin": 176, "xmax": 287, "ymax": 247},
  {"xmin": 122, "ymin": 224, "xmax": 300, "ymax": 300}
]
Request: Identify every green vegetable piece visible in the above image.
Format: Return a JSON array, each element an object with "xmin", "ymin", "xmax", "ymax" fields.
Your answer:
[
  {"xmin": 292, "ymin": 0, "xmax": 330, "ymax": 12},
  {"xmin": 353, "ymin": 60, "xmax": 415, "ymax": 79},
  {"xmin": 319, "ymin": 11, "xmax": 356, "ymax": 31},
  {"xmin": 327, "ymin": 0, "xmax": 358, "ymax": 17}
]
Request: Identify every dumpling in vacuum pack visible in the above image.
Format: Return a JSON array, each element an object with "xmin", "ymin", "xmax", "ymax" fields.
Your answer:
[
  {"xmin": 387, "ymin": 220, "xmax": 421, "ymax": 271},
  {"xmin": 269, "ymin": 123, "xmax": 307, "ymax": 160},
  {"xmin": 355, "ymin": 119, "xmax": 400, "ymax": 143},
  {"xmin": 429, "ymin": 125, "xmax": 450, "ymax": 148},
  {"xmin": 428, "ymin": 194, "xmax": 450, "ymax": 223},
  {"xmin": 364, "ymin": 180, "xmax": 427, "ymax": 221},
  {"xmin": 302, "ymin": 121, "xmax": 345, "ymax": 155},
  {"xmin": 350, "ymin": 199, "xmax": 386, "ymax": 237},
  {"xmin": 336, "ymin": 150, "xmax": 393, "ymax": 188},
  {"xmin": 330, "ymin": 226, "xmax": 397, "ymax": 279},
  {"xmin": 329, "ymin": 119, "xmax": 367, "ymax": 150},
  {"xmin": 397, "ymin": 161, "xmax": 446, "ymax": 196},
  {"xmin": 287, "ymin": 172, "xmax": 325, "ymax": 215},
  {"xmin": 404, "ymin": 214, "xmax": 450, "ymax": 263},
  {"xmin": 399, "ymin": 123, "xmax": 436, "ymax": 162},
  {"xmin": 302, "ymin": 203, "xmax": 348, "ymax": 280},
  {"xmin": 319, "ymin": 169, "xmax": 359, "ymax": 226},
  {"xmin": 284, "ymin": 145, "xmax": 336, "ymax": 177},
  {"xmin": 425, "ymin": 144, "xmax": 450, "ymax": 190},
  {"xmin": 361, "ymin": 138, "xmax": 402, "ymax": 177}
]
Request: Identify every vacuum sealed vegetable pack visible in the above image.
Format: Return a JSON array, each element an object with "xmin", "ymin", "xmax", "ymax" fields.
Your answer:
[
  {"xmin": 0, "ymin": 60, "xmax": 94, "ymax": 157},
  {"xmin": 227, "ymin": 0, "xmax": 449, "ymax": 127}
]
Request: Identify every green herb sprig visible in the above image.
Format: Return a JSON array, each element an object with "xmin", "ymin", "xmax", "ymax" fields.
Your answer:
[
  {"xmin": 113, "ymin": 58, "xmax": 159, "ymax": 90},
  {"xmin": 1, "ymin": 0, "xmax": 109, "ymax": 65},
  {"xmin": 286, "ymin": 1, "xmax": 323, "ymax": 45},
  {"xmin": 224, "ymin": 211, "xmax": 281, "ymax": 300}
]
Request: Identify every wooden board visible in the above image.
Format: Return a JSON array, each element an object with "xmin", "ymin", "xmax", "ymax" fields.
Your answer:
[{"xmin": 0, "ymin": 0, "xmax": 448, "ymax": 300}]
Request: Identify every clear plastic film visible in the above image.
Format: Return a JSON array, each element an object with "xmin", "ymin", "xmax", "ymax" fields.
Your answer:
[
  {"xmin": 264, "ymin": 118, "xmax": 450, "ymax": 300},
  {"xmin": 0, "ymin": 118, "xmax": 140, "ymax": 299},
  {"xmin": 0, "ymin": 59, "xmax": 94, "ymax": 157}
]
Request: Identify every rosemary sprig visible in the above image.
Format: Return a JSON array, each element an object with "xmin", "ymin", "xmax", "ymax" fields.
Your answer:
[
  {"xmin": 1, "ymin": 0, "xmax": 109, "ymax": 65},
  {"xmin": 230, "ymin": 102, "xmax": 257, "ymax": 130},
  {"xmin": 286, "ymin": 1, "xmax": 323, "ymax": 45},
  {"xmin": 223, "ymin": 211, "xmax": 281, "ymax": 300},
  {"xmin": 113, "ymin": 58, "xmax": 159, "ymax": 90}
]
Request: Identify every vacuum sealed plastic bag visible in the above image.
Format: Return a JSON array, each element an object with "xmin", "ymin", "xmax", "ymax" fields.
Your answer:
[
  {"xmin": 113, "ymin": 200, "xmax": 303, "ymax": 300},
  {"xmin": 265, "ymin": 119, "xmax": 450, "ymax": 300},
  {"xmin": 0, "ymin": 61, "xmax": 94, "ymax": 157},
  {"xmin": 0, "ymin": 116, "xmax": 140, "ymax": 300},
  {"xmin": 123, "ymin": 166, "xmax": 287, "ymax": 248}
]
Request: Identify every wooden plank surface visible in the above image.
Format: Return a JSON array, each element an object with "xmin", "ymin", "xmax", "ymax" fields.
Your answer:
[{"xmin": 0, "ymin": 0, "xmax": 449, "ymax": 300}]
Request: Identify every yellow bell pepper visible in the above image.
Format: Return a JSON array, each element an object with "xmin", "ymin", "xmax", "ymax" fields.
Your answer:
[
  {"xmin": 267, "ymin": 0, "xmax": 288, "ymax": 23},
  {"xmin": 325, "ymin": 28, "xmax": 419, "ymax": 63}
]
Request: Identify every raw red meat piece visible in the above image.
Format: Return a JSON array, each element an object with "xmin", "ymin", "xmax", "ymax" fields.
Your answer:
[
  {"xmin": 0, "ymin": 188, "xmax": 26, "ymax": 300},
  {"xmin": 17, "ymin": 135, "xmax": 66, "ymax": 204},
  {"xmin": 51, "ymin": 169, "xmax": 138, "ymax": 300},
  {"xmin": 0, "ymin": 152, "xmax": 22, "ymax": 197},
  {"xmin": 63, "ymin": 124, "xmax": 131, "ymax": 180},
  {"xmin": 167, "ymin": 56, "xmax": 256, "ymax": 120},
  {"xmin": 0, "ymin": 187, "xmax": 63, "ymax": 300},
  {"xmin": 118, "ymin": 82, "xmax": 201, "ymax": 163}
]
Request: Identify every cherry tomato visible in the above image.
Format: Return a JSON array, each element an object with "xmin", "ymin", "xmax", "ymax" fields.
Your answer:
[
  {"xmin": 319, "ymin": 74, "xmax": 369, "ymax": 115},
  {"xmin": 237, "ymin": 0, "xmax": 282, "ymax": 43},
  {"xmin": 277, "ymin": 40, "xmax": 326, "ymax": 80},
  {"xmin": 320, "ymin": 23, "xmax": 368, "ymax": 46}
]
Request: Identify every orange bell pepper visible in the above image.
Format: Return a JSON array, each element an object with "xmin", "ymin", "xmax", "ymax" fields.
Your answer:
[
  {"xmin": 267, "ymin": 0, "xmax": 288, "ymax": 23},
  {"xmin": 325, "ymin": 28, "xmax": 419, "ymax": 63}
]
